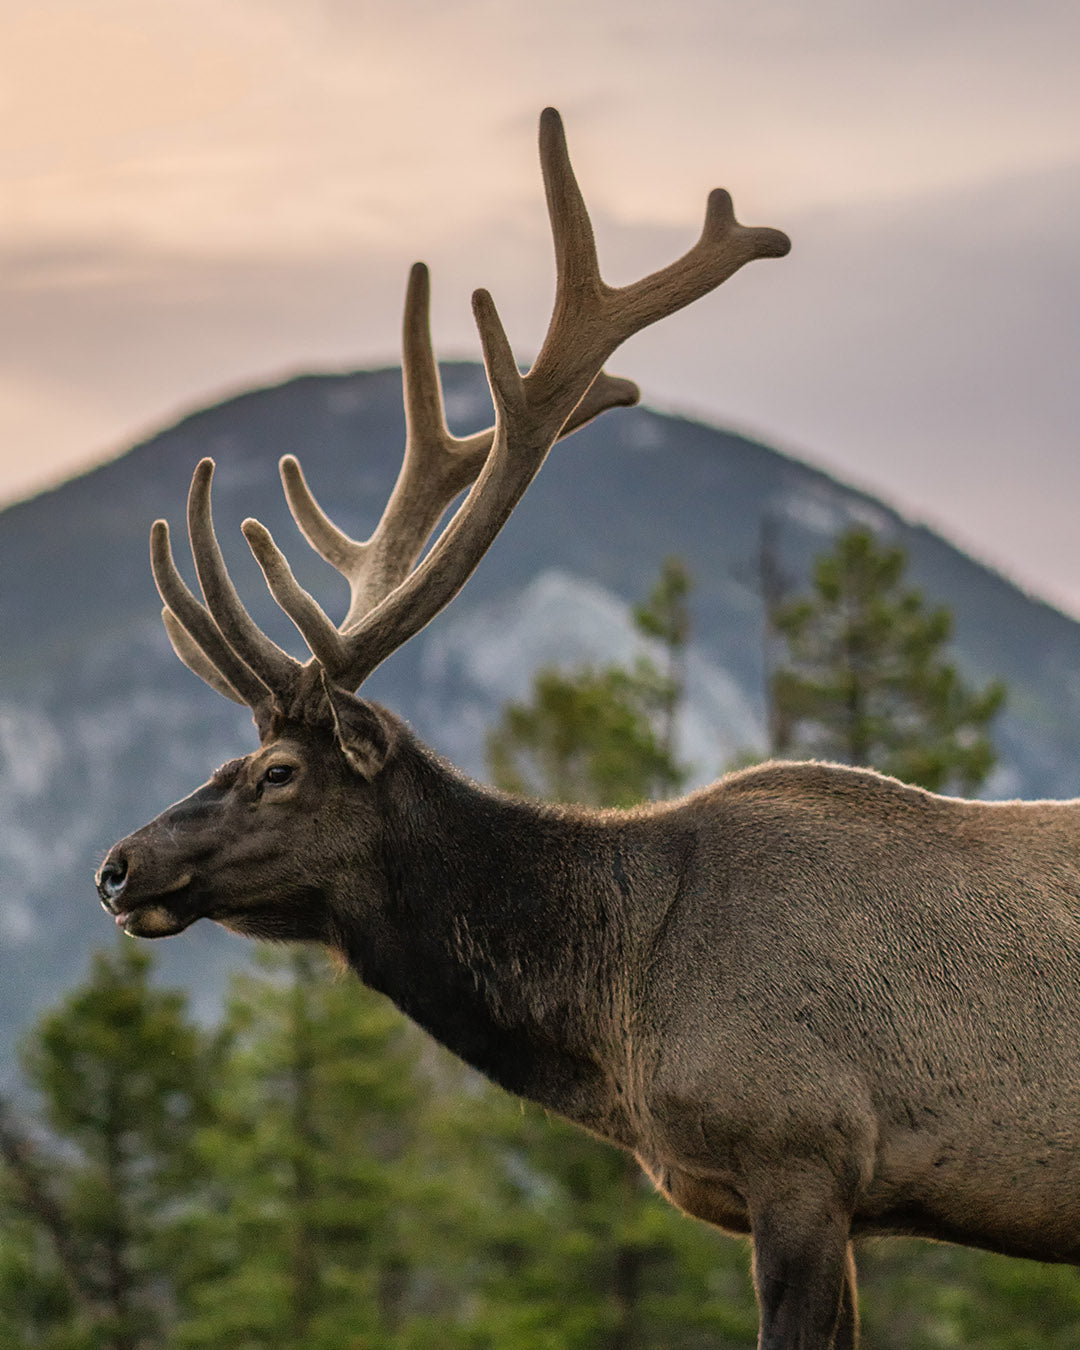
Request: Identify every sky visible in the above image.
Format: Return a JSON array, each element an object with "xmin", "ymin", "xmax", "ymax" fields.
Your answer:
[{"xmin": 3, "ymin": 0, "xmax": 1080, "ymax": 610}]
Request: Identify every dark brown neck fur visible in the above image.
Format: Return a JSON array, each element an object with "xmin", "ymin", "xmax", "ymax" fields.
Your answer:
[{"xmin": 329, "ymin": 723, "xmax": 682, "ymax": 1136}]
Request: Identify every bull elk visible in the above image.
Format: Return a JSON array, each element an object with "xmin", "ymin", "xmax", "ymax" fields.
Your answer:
[{"xmin": 95, "ymin": 109, "xmax": 1076, "ymax": 1349}]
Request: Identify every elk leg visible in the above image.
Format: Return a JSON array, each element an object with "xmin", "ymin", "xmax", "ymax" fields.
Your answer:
[{"xmin": 750, "ymin": 1191, "xmax": 855, "ymax": 1350}]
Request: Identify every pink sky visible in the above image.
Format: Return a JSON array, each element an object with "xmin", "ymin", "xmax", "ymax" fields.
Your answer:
[{"xmin": 4, "ymin": 0, "xmax": 1080, "ymax": 608}]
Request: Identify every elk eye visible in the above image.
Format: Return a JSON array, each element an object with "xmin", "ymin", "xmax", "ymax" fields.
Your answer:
[{"xmin": 264, "ymin": 764, "xmax": 294, "ymax": 786}]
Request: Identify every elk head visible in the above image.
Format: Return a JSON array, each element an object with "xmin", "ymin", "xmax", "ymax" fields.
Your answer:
[{"xmin": 96, "ymin": 107, "xmax": 790, "ymax": 943}]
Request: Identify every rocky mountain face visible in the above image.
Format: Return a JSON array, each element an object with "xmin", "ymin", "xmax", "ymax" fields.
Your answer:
[{"xmin": 3, "ymin": 362, "xmax": 1079, "ymax": 1074}]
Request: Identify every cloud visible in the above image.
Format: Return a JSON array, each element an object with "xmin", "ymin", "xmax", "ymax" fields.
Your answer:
[
  {"xmin": 626, "ymin": 159, "xmax": 1080, "ymax": 608},
  {"xmin": 6, "ymin": 0, "xmax": 1079, "ymax": 256},
  {"xmin": 4, "ymin": 157, "xmax": 1079, "ymax": 592},
  {"xmin": 3, "ymin": 0, "xmax": 1080, "ymax": 606}
]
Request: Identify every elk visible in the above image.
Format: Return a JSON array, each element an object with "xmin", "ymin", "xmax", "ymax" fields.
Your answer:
[{"xmin": 94, "ymin": 109, "xmax": 1080, "ymax": 1349}]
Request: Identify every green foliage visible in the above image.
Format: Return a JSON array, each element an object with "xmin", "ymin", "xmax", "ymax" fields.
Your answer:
[
  {"xmin": 1, "ymin": 941, "xmax": 216, "ymax": 1348},
  {"xmin": 633, "ymin": 557, "xmax": 692, "ymax": 652},
  {"xmin": 434, "ymin": 1083, "xmax": 759, "ymax": 1348},
  {"xmin": 175, "ymin": 946, "xmax": 449, "ymax": 1348},
  {"xmin": 771, "ymin": 527, "xmax": 1005, "ymax": 792},
  {"xmin": 0, "ymin": 1189, "xmax": 91, "ymax": 1350},
  {"xmin": 858, "ymin": 1240, "xmax": 1080, "ymax": 1349},
  {"xmin": 487, "ymin": 664, "xmax": 685, "ymax": 807},
  {"xmin": 634, "ymin": 557, "xmax": 692, "ymax": 762},
  {"xmin": 487, "ymin": 558, "xmax": 692, "ymax": 807}
]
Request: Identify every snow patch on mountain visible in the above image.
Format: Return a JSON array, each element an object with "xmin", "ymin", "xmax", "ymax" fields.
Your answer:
[{"xmin": 419, "ymin": 569, "xmax": 764, "ymax": 785}]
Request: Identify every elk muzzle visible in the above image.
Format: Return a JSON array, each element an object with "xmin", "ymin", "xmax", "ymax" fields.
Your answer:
[{"xmin": 96, "ymin": 839, "xmax": 198, "ymax": 938}]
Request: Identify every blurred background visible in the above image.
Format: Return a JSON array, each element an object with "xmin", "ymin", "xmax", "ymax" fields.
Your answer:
[{"xmin": 4, "ymin": 2, "xmax": 1080, "ymax": 1345}]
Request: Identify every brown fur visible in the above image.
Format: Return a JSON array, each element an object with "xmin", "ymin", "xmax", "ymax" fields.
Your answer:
[{"xmin": 98, "ymin": 706, "xmax": 1080, "ymax": 1350}]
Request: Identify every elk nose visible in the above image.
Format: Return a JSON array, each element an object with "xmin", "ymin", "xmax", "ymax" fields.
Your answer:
[{"xmin": 97, "ymin": 854, "xmax": 129, "ymax": 908}]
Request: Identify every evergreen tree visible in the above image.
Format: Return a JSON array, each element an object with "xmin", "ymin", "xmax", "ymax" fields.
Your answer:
[
  {"xmin": 633, "ymin": 557, "xmax": 692, "ymax": 764},
  {"xmin": 771, "ymin": 526, "xmax": 1005, "ymax": 792},
  {"xmin": 488, "ymin": 558, "xmax": 692, "ymax": 808},
  {"xmin": 0, "ymin": 942, "xmax": 215, "ymax": 1349},
  {"xmin": 434, "ymin": 1086, "xmax": 759, "ymax": 1349},
  {"xmin": 486, "ymin": 665, "xmax": 685, "ymax": 808},
  {"xmin": 175, "ymin": 946, "xmax": 461, "ymax": 1349},
  {"xmin": 0, "ymin": 1110, "xmax": 96, "ymax": 1350}
]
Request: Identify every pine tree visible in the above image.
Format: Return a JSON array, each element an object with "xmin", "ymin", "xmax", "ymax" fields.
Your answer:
[
  {"xmin": 771, "ymin": 526, "xmax": 1005, "ymax": 792},
  {"xmin": 175, "ymin": 946, "xmax": 458, "ymax": 1349},
  {"xmin": 0, "ymin": 1113, "xmax": 96, "ymax": 1350},
  {"xmin": 0, "ymin": 942, "xmax": 215, "ymax": 1349},
  {"xmin": 435, "ymin": 1086, "xmax": 758, "ymax": 1349},
  {"xmin": 633, "ymin": 557, "xmax": 692, "ymax": 764},
  {"xmin": 488, "ymin": 558, "xmax": 692, "ymax": 808},
  {"xmin": 486, "ymin": 665, "xmax": 685, "ymax": 808}
]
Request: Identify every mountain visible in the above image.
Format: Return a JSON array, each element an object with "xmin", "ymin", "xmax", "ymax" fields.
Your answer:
[{"xmin": 3, "ymin": 362, "xmax": 1079, "ymax": 1077}]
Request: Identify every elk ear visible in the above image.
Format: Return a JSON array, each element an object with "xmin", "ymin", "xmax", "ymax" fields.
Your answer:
[
  {"xmin": 321, "ymin": 677, "xmax": 391, "ymax": 779},
  {"xmin": 253, "ymin": 697, "xmax": 286, "ymax": 743}
]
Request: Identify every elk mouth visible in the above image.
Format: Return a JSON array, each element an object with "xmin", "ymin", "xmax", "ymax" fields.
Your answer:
[
  {"xmin": 100, "ymin": 870, "xmax": 201, "ymax": 939},
  {"xmin": 113, "ymin": 899, "xmax": 199, "ymax": 939}
]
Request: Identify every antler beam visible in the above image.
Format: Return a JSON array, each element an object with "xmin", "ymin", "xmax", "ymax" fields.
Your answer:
[
  {"xmin": 279, "ymin": 260, "xmax": 639, "ymax": 632},
  {"xmin": 157, "ymin": 107, "xmax": 790, "ymax": 707}
]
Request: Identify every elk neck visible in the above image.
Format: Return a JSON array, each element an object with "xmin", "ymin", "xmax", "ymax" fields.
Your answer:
[{"xmin": 328, "ymin": 719, "xmax": 685, "ymax": 1137}]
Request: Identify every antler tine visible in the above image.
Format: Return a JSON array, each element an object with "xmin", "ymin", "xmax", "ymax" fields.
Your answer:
[
  {"xmin": 150, "ymin": 519, "xmax": 271, "ymax": 707},
  {"xmin": 325, "ymin": 108, "xmax": 789, "ymax": 690},
  {"xmin": 279, "ymin": 455, "xmax": 363, "ymax": 575},
  {"xmin": 161, "ymin": 609, "xmax": 247, "ymax": 705},
  {"xmin": 351, "ymin": 261, "xmax": 495, "ymax": 623},
  {"xmin": 605, "ymin": 188, "xmax": 790, "ymax": 345},
  {"xmin": 567, "ymin": 370, "xmax": 640, "ymax": 425},
  {"xmin": 400, "ymin": 261, "xmax": 473, "ymax": 485},
  {"xmin": 275, "ymin": 262, "xmax": 493, "ymax": 635},
  {"xmin": 530, "ymin": 107, "xmax": 790, "ymax": 413},
  {"xmin": 185, "ymin": 460, "xmax": 302, "ymax": 694},
  {"xmin": 539, "ymin": 105, "xmax": 603, "ymax": 314},
  {"xmin": 278, "ymin": 261, "xmax": 640, "ymax": 636},
  {"xmin": 240, "ymin": 518, "xmax": 354, "ymax": 679}
]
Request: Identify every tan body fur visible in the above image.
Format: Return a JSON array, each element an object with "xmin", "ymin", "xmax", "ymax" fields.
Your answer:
[{"xmin": 625, "ymin": 763, "xmax": 1080, "ymax": 1263}]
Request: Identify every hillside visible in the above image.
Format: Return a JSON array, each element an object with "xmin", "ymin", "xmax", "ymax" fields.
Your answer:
[{"xmin": 2, "ymin": 362, "xmax": 1078, "ymax": 1074}]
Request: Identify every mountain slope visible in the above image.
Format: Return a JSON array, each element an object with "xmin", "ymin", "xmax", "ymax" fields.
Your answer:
[{"xmin": 2, "ymin": 362, "xmax": 1078, "ymax": 1074}]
